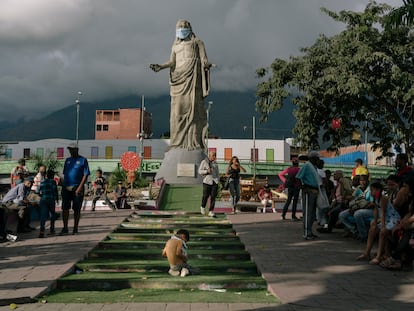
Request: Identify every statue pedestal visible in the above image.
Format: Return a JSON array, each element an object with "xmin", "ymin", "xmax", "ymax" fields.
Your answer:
[{"xmin": 155, "ymin": 149, "xmax": 206, "ymax": 184}]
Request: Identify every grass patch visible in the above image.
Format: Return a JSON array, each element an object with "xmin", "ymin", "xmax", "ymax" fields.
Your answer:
[{"xmin": 41, "ymin": 288, "xmax": 279, "ymax": 304}]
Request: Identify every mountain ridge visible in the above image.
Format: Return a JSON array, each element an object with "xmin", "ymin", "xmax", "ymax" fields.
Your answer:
[{"xmin": 0, "ymin": 91, "xmax": 296, "ymax": 141}]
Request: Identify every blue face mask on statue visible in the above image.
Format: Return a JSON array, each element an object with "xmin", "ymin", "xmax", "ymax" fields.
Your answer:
[{"xmin": 176, "ymin": 28, "xmax": 191, "ymax": 39}]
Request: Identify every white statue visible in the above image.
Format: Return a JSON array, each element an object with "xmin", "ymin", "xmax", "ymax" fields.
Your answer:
[{"xmin": 150, "ymin": 19, "xmax": 213, "ymax": 150}]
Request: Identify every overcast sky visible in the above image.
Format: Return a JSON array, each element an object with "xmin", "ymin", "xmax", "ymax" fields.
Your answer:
[{"xmin": 0, "ymin": 0, "xmax": 402, "ymax": 123}]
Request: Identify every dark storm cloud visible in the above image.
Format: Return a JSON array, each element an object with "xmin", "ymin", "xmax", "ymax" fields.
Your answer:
[{"xmin": 0, "ymin": 0, "xmax": 401, "ymax": 122}]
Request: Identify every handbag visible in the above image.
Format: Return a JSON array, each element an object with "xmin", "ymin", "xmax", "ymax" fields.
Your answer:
[
  {"xmin": 223, "ymin": 178, "xmax": 230, "ymax": 190},
  {"xmin": 349, "ymin": 195, "xmax": 369, "ymax": 212}
]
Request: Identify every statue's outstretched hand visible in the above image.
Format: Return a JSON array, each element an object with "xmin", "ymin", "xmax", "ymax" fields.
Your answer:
[{"xmin": 150, "ymin": 64, "xmax": 161, "ymax": 72}]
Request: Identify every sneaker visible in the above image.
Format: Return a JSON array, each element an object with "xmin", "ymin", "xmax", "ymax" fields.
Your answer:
[
  {"xmin": 6, "ymin": 234, "xmax": 17, "ymax": 242},
  {"xmin": 317, "ymin": 227, "xmax": 331, "ymax": 234},
  {"xmin": 59, "ymin": 228, "xmax": 69, "ymax": 236},
  {"xmin": 200, "ymin": 206, "xmax": 206, "ymax": 215},
  {"xmin": 292, "ymin": 216, "xmax": 300, "ymax": 221},
  {"xmin": 303, "ymin": 235, "xmax": 315, "ymax": 240},
  {"xmin": 272, "ymin": 209, "xmax": 276, "ymax": 213},
  {"xmin": 180, "ymin": 267, "xmax": 190, "ymax": 277},
  {"xmin": 262, "ymin": 207, "xmax": 266, "ymax": 213},
  {"xmin": 168, "ymin": 269, "xmax": 180, "ymax": 277},
  {"xmin": 73, "ymin": 228, "xmax": 79, "ymax": 235},
  {"xmin": 208, "ymin": 211, "xmax": 215, "ymax": 217}
]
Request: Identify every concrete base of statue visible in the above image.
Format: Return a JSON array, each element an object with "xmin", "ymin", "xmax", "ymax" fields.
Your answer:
[{"xmin": 155, "ymin": 148, "xmax": 207, "ymax": 184}]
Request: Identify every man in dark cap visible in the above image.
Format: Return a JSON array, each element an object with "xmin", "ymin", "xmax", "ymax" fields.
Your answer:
[
  {"xmin": 296, "ymin": 151, "xmax": 321, "ymax": 240},
  {"xmin": 60, "ymin": 143, "xmax": 90, "ymax": 235}
]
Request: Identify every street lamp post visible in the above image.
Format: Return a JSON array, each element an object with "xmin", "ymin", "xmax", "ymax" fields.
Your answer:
[
  {"xmin": 364, "ymin": 112, "xmax": 373, "ymax": 167},
  {"xmin": 139, "ymin": 95, "xmax": 145, "ymax": 179},
  {"xmin": 75, "ymin": 91, "xmax": 82, "ymax": 145},
  {"xmin": 206, "ymin": 101, "xmax": 213, "ymax": 152},
  {"xmin": 252, "ymin": 116, "xmax": 256, "ymax": 179}
]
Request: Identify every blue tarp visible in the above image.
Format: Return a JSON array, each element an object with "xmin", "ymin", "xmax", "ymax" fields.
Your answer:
[{"xmin": 321, "ymin": 151, "xmax": 367, "ymax": 166}]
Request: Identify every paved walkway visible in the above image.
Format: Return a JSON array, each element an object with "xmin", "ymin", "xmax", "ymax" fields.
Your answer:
[{"xmin": 0, "ymin": 203, "xmax": 413, "ymax": 311}]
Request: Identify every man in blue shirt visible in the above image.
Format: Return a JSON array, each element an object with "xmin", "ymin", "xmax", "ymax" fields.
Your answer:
[
  {"xmin": 60, "ymin": 143, "xmax": 90, "ymax": 235},
  {"xmin": 296, "ymin": 151, "xmax": 321, "ymax": 240}
]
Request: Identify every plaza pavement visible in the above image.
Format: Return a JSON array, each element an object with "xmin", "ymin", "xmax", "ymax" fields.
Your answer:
[{"xmin": 0, "ymin": 202, "xmax": 413, "ymax": 311}]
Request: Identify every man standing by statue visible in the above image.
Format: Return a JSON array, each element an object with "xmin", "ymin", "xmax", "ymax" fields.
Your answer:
[{"xmin": 150, "ymin": 19, "xmax": 212, "ymax": 151}]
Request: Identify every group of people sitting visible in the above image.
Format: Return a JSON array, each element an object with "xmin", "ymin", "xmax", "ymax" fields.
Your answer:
[
  {"xmin": 313, "ymin": 154, "xmax": 414, "ymax": 271},
  {"xmin": 1, "ymin": 160, "xmax": 59, "ymax": 241},
  {"xmin": 1, "ymin": 160, "xmax": 131, "ymax": 242}
]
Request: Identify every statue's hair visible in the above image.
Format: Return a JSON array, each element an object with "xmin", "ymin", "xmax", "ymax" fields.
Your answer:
[{"xmin": 176, "ymin": 19, "xmax": 192, "ymax": 31}]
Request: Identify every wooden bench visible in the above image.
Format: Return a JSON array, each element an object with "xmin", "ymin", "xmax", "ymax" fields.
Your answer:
[{"xmin": 239, "ymin": 177, "xmax": 268, "ymax": 202}]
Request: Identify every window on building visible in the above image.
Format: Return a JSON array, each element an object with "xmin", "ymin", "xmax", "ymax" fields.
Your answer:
[
  {"xmin": 266, "ymin": 149, "xmax": 274, "ymax": 162},
  {"xmin": 103, "ymin": 111, "xmax": 112, "ymax": 121},
  {"xmin": 57, "ymin": 147, "xmax": 64, "ymax": 159},
  {"xmin": 36, "ymin": 148, "xmax": 44, "ymax": 158},
  {"xmin": 5, "ymin": 148, "xmax": 12, "ymax": 159},
  {"xmin": 96, "ymin": 124, "xmax": 102, "ymax": 131},
  {"xmin": 91, "ymin": 146, "xmax": 99, "ymax": 159},
  {"xmin": 143, "ymin": 146, "xmax": 152, "ymax": 159},
  {"xmin": 224, "ymin": 148, "xmax": 232, "ymax": 161},
  {"xmin": 105, "ymin": 146, "xmax": 113, "ymax": 159},
  {"xmin": 103, "ymin": 124, "xmax": 109, "ymax": 131},
  {"xmin": 128, "ymin": 146, "xmax": 137, "ymax": 153},
  {"xmin": 114, "ymin": 112, "xmax": 120, "ymax": 121},
  {"xmin": 23, "ymin": 148, "xmax": 30, "ymax": 159}
]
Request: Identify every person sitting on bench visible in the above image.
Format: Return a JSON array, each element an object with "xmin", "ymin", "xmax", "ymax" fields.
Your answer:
[{"xmin": 258, "ymin": 184, "xmax": 276, "ymax": 213}]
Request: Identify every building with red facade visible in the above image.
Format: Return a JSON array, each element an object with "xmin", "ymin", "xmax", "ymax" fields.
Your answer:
[{"xmin": 95, "ymin": 108, "xmax": 152, "ymax": 140}]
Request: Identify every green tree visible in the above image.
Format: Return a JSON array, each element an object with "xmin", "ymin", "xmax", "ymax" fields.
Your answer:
[
  {"xmin": 385, "ymin": 0, "xmax": 414, "ymax": 28},
  {"xmin": 30, "ymin": 151, "xmax": 62, "ymax": 172},
  {"xmin": 256, "ymin": 1, "xmax": 414, "ymax": 157}
]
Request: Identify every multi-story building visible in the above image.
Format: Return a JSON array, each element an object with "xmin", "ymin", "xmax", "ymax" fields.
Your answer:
[{"xmin": 95, "ymin": 108, "xmax": 152, "ymax": 140}]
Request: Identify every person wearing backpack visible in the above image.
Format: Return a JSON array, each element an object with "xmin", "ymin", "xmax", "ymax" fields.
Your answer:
[{"xmin": 279, "ymin": 158, "xmax": 301, "ymax": 220}]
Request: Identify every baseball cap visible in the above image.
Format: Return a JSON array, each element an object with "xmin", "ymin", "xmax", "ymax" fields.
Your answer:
[
  {"xmin": 67, "ymin": 143, "xmax": 79, "ymax": 149},
  {"xmin": 308, "ymin": 150, "xmax": 320, "ymax": 158}
]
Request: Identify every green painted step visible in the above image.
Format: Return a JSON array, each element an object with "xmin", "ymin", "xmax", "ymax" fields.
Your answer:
[
  {"xmin": 88, "ymin": 248, "xmax": 251, "ymax": 260},
  {"xmin": 114, "ymin": 226, "xmax": 236, "ymax": 235},
  {"xmin": 126, "ymin": 217, "xmax": 232, "ymax": 226},
  {"xmin": 57, "ymin": 273, "xmax": 267, "ymax": 290},
  {"xmin": 118, "ymin": 222, "xmax": 235, "ymax": 231},
  {"xmin": 118, "ymin": 222, "xmax": 233, "ymax": 230},
  {"xmin": 130, "ymin": 213, "xmax": 229, "ymax": 220},
  {"xmin": 75, "ymin": 259, "xmax": 258, "ymax": 274},
  {"xmin": 107, "ymin": 232, "xmax": 240, "ymax": 242},
  {"xmin": 99, "ymin": 239, "xmax": 245, "ymax": 250}
]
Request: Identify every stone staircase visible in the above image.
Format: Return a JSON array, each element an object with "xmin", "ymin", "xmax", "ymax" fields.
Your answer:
[{"xmin": 56, "ymin": 211, "xmax": 267, "ymax": 292}]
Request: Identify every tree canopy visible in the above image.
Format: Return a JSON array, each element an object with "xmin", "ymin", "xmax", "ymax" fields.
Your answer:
[
  {"xmin": 385, "ymin": 0, "xmax": 414, "ymax": 29},
  {"xmin": 256, "ymin": 1, "xmax": 414, "ymax": 157}
]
